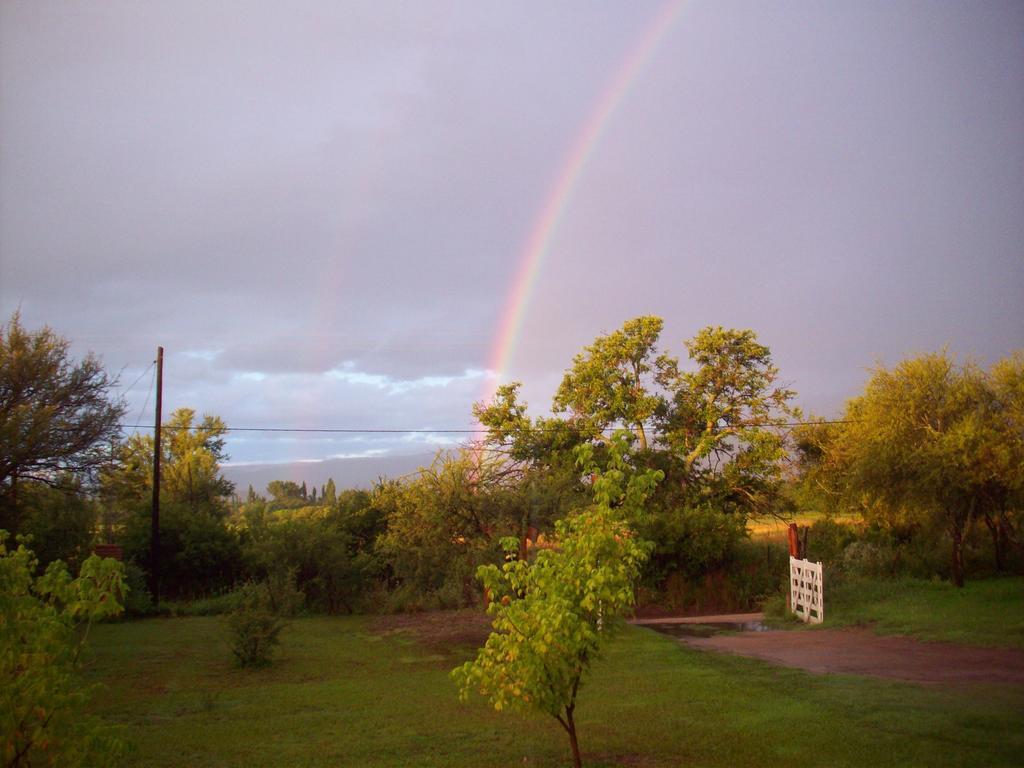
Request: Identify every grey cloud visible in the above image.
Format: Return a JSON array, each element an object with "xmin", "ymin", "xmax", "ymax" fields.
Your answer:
[{"xmin": 3, "ymin": 1, "xmax": 1022, "ymax": 470}]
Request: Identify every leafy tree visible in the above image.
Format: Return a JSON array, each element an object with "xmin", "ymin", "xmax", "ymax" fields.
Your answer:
[
  {"xmin": 1, "ymin": 533, "xmax": 126, "ymax": 767},
  {"xmin": 376, "ymin": 450, "xmax": 522, "ymax": 607},
  {"xmin": 161, "ymin": 409, "xmax": 234, "ymax": 513},
  {"xmin": 473, "ymin": 384, "xmax": 591, "ymax": 555},
  {"xmin": 453, "ymin": 433, "xmax": 661, "ymax": 768},
  {"xmin": 656, "ymin": 326, "xmax": 797, "ymax": 512},
  {"xmin": 17, "ymin": 477, "xmax": 98, "ymax": 571},
  {"xmin": 978, "ymin": 354, "xmax": 1024, "ymax": 570},
  {"xmin": 323, "ymin": 478, "xmax": 337, "ymax": 506},
  {"xmin": 820, "ymin": 353, "xmax": 998, "ymax": 587},
  {"xmin": 105, "ymin": 408, "xmax": 234, "ymax": 517},
  {"xmin": 244, "ymin": 498, "xmax": 381, "ymax": 614},
  {"xmin": 266, "ymin": 480, "xmax": 306, "ymax": 511},
  {"xmin": 553, "ymin": 316, "xmax": 668, "ymax": 449},
  {"xmin": 0, "ymin": 313, "xmax": 125, "ymax": 533},
  {"xmin": 103, "ymin": 408, "xmax": 239, "ymax": 597}
]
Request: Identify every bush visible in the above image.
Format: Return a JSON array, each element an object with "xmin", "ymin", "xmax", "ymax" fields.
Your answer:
[
  {"xmin": 121, "ymin": 503, "xmax": 244, "ymax": 599},
  {"xmin": 122, "ymin": 561, "xmax": 154, "ymax": 616},
  {"xmin": 841, "ymin": 540, "xmax": 898, "ymax": 578},
  {"xmin": 642, "ymin": 504, "xmax": 747, "ymax": 584},
  {"xmin": 226, "ymin": 572, "xmax": 302, "ymax": 667},
  {"xmin": 806, "ymin": 518, "xmax": 860, "ymax": 566},
  {"xmin": 1, "ymin": 533, "xmax": 127, "ymax": 767},
  {"xmin": 165, "ymin": 590, "xmax": 243, "ymax": 617}
]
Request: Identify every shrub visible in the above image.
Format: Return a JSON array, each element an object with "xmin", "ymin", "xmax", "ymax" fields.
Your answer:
[
  {"xmin": 226, "ymin": 572, "xmax": 302, "ymax": 667},
  {"xmin": 841, "ymin": 540, "xmax": 897, "ymax": 578},
  {"xmin": 806, "ymin": 518, "xmax": 860, "ymax": 566},
  {"xmin": 1, "ymin": 532, "xmax": 126, "ymax": 767},
  {"xmin": 122, "ymin": 561, "xmax": 154, "ymax": 616}
]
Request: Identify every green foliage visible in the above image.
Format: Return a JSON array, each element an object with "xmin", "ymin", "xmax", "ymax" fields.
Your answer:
[
  {"xmin": 642, "ymin": 503, "xmax": 748, "ymax": 581},
  {"xmin": 322, "ymin": 478, "xmax": 337, "ymax": 506},
  {"xmin": 243, "ymin": 502, "xmax": 379, "ymax": 614},
  {"xmin": 655, "ymin": 325, "xmax": 797, "ymax": 516},
  {"xmin": 121, "ymin": 501, "xmax": 244, "ymax": 599},
  {"xmin": 553, "ymin": 316, "xmax": 666, "ymax": 449},
  {"xmin": 266, "ymin": 480, "xmax": 307, "ymax": 511},
  {"xmin": 16, "ymin": 479, "xmax": 98, "ymax": 571},
  {"xmin": 106, "ymin": 408, "xmax": 241, "ymax": 598},
  {"xmin": 121, "ymin": 561, "xmax": 154, "ymax": 616},
  {"xmin": 1, "ymin": 533, "xmax": 126, "ymax": 766},
  {"xmin": 376, "ymin": 450, "xmax": 522, "ymax": 607},
  {"xmin": 0, "ymin": 312, "xmax": 125, "ymax": 534},
  {"xmin": 453, "ymin": 433, "xmax": 661, "ymax": 768},
  {"xmin": 474, "ymin": 319, "xmax": 799, "ymax": 600},
  {"xmin": 798, "ymin": 351, "xmax": 1024, "ymax": 587},
  {"xmin": 105, "ymin": 408, "xmax": 234, "ymax": 517},
  {"xmin": 226, "ymin": 572, "xmax": 302, "ymax": 667}
]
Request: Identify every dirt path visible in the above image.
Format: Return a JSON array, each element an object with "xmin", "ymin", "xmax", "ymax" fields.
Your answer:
[{"xmin": 661, "ymin": 624, "xmax": 1024, "ymax": 685}]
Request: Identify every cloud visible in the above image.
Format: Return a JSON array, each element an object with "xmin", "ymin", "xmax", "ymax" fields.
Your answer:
[{"xmin": 3, "ymin": 1, "xmax": 1022, "ymax": 471}]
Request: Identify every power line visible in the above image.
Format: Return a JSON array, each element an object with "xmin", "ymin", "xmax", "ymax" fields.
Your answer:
[
  {"xmin": 116, "ymin": 418, "xmax": 854, "ymax": 435},
  {"xmin": 120, "ymin": 360, "xmax": 155, "ymax": 397},
  {"xmin": 128, "ymin": 364, "xmax": 158, "ymax": 431}
]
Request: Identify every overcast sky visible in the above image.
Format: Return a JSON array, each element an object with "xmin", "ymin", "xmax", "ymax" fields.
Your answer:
[{"xmin": 2, "ymin": 1, "xmax": 1022, "ymax": 477}]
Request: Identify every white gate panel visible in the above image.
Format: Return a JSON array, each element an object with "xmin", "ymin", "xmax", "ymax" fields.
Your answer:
[{"xmin": 789, "ymin": 557, "xmax": 824, "ymax": 624}]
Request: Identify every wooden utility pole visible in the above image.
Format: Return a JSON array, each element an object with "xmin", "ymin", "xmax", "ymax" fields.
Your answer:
[{"xmin": 151, "ymin": 346, "xmax": 163, "ymax": 606}]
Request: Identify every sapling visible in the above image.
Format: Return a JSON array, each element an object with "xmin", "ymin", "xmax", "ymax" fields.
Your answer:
[{"xmin": 453, "ymin": 433, "xmax": 661, "ymax": 768}]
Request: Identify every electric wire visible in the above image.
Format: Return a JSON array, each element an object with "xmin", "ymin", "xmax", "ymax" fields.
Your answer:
[
  {"xmin": 115, "ymin": 418, "xmax": 854, "ymax": 435},
  {"xmin": 120, "ymin": 361, "xmax": 156, "ymax": 397},
  {"xmin": 128, "ymin": 363, "xmax": 157, "ymax": 431}
]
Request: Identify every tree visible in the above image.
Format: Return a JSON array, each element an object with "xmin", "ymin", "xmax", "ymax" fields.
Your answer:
[
  {"xmin": 0, "ymin": 313, "xmax": 125, "ymax": 532},
  {"xmin": 376, "ymin": 449, "xmax": 523, "ymax": 607},
  {"xmin": 104, "ymin": 408, "xmax": 239, "ymax": 597},
  {"xmin": 105, "ymin": 408, "xmax": 234, "ymax": 516},
  {"xmin": 453, "ymin": 433, "xmax": 661, "ymax": 768},
  {"xmin": 978, "ymin": 354, "xmax": 1024, "ymax": 570},
  {"xmin": 161, "ymin": 409, "xmax": 234, "ymax": 513},
  {"xmin": 1, "ymin": 533, "xmax": 126, "ymax": 767},
  {"xmin": 822, "ymin": 353, "xmax": 996, "ymax": 587},
  {"xmin": 553, "ymin": 316, "xmax": 668, "ymax": 450},
  {"xmin": 656, "ymin": 326, "xmax": 797, "ymax": 512},
  {"xmin": 266, "ymin": 480, "xmax": 306, "ymax": 511},
  {"xmin": 323, "ymin": 478, "xmax": 337, "ymax": 506}
]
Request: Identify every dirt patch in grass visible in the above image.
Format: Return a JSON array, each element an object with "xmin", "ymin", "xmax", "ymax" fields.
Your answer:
[
  {"xmin": 675, "ymin": 626, "xmax": 1024, "ymax": 685},
  {"xmin": 371, "ymin": 609, "xmax": 492, "ymax": 655}
]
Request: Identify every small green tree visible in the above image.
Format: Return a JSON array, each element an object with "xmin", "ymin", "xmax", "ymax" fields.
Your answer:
[
  {"xmin": 1, "ymin": 533, "xmax": 126, "ymax": 766},
  {"xmin": 452, "ymin": 434, "xmax": 661, "ymax": 768}
]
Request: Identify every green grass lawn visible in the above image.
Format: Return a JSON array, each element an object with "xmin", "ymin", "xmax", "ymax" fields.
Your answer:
[
  {"xmin": 84, "ymin": 613, "xmax": 1024, "ymax": 767},
  {"xmin": 791, "ymin": 575, "xmax": 1024, "ymax": 648}
]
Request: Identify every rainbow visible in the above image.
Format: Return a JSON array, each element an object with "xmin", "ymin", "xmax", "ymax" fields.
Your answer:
[{"xmin": 482, "ymin": 0, "xmax": 689, "ymax": 405}]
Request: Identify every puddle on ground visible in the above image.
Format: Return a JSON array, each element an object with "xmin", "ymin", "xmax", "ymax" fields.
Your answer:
[{"xmin": 649, "ymin": 620, "xmax": 768, "ymax": 639}]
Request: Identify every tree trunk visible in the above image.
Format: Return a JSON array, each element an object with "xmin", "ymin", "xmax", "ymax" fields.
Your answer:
[
  {"xmin": 635, "ymin": 423, "xmax": 648, "ymax": 452},
  {"xmin": 982, "ymin": 512, "xmax": 1005, "ymax": 572},
  {"xmin": 556, "ymin": 673, "xmax": 584, "ymax": 768},
  {"xmin": 950, "ymin": 517, "xmax": 965, "ymax": 588},
  {"xmin": 565, "ymin": 707, "xmax": 582, "ymax": 768}
]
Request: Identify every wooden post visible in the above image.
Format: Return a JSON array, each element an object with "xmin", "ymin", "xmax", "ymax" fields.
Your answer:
[
  {"xmin": 787, "ymin": 523, "xmax": 800, "ymax": 557},
  {"xmin": 150, "ymin": 346, "xmax": 163, "ymax": 606}
]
